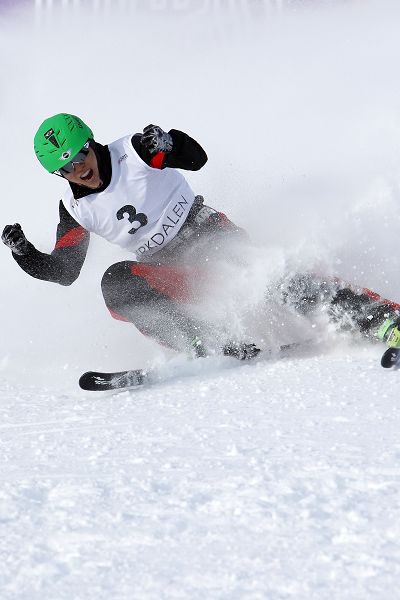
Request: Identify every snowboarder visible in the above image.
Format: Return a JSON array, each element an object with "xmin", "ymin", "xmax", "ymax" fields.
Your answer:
[{"xmin": 2, "ymin": 113, "xmax": 400, "ymax": 364}]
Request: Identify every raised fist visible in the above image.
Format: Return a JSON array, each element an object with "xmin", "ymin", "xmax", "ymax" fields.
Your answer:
[
  {"xmin": 2, "ymin": 223, "xmax": 30, "ymax": 256},
  {"xmin": 141, "ymin": 124, "xmax": 173, "ymax": 155}
]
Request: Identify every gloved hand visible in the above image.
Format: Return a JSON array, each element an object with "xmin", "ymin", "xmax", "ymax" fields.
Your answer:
[
  {"xmin": 2, "ymin": 223, "xmax": 30, "ymax": 256},
  {"xmin": 223, "ymin": 342, "xmax": 261, "ymax": 361},
  {"xmin": 141, "ymin": 124, "xmax": 173, "ymax": 155}
]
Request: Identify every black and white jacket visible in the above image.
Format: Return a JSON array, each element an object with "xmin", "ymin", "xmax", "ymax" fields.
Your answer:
[{"xmin": 13, "ymin": 129, "xmax": 208, "ymax": 285}]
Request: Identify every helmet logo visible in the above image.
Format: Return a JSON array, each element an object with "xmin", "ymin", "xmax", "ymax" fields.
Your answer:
[
  {"xmin": 60, "ymin": 150, "xmax": 72, "ymax": 160},
  {"xmin": 44, "ymin": 128, "xmax": 60, "ymax": 148}
]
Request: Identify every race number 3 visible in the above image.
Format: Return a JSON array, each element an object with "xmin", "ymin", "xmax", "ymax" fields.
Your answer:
[{"xmin": 116, "ymin": 205, "xmax": 148, "ymax": 235}]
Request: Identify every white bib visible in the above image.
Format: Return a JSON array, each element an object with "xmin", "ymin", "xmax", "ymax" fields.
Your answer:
[{"xmin": 62, "ymin": 133, "xmax": 196, "ymax": 259}]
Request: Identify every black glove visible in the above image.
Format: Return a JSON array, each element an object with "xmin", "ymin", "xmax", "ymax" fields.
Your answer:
[
  {"xmin": 141, "ymin": 124, "xmax": 173, "ymax": 155},
  {"xmin": 2, "ymin": 223, "xmax": 30, "ymax": 256},
  {"xmin": 223, "ymin": 342, "xmax": 261, "ymax": 361}
]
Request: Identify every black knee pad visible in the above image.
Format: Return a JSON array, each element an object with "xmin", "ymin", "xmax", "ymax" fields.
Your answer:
[{"xmin": 101, "ymin": 261, "xmax": 136, "ymax": 309}]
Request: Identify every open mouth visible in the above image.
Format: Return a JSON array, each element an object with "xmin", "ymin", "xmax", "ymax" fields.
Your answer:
[{"xmin": 80, "ymin": 168, "xmax": 94, "ymax": 182}]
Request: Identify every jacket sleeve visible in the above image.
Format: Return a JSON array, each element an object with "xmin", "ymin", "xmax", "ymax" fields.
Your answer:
[
  {"xmin": 13, "ymin": 201, "xmax": 90, "ymax": 286},
  {"xmin": 131, "ymin": 129, "xmax": 208, "ymax": 171}
]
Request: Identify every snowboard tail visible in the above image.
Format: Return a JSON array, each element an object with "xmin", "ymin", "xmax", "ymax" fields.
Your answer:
[{"xmin": 79, "ymin": 369, "xmax": 147, "ymax": 391}]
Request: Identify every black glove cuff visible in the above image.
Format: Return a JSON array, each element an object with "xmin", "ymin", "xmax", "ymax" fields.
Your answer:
[{"xmin": 12, "ymin": 240, "xmax": 33, "ymax": 257}]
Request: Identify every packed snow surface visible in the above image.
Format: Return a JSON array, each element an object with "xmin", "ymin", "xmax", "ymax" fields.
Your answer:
[
  {"xmin": 2, "ymin": 347, "xmax": 400, "ymax": 599},
  {"xmin": 2, "ymin": 1, "xmax": 400, "ymax": 598}
]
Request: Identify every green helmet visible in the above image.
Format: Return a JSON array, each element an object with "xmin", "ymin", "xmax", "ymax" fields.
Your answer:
[{"xmin": 34, "ymin": 113, "xmax": 94, "ymax": 173}]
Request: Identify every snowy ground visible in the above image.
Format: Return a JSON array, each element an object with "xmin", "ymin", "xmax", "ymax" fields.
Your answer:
[
  {"xmin": 2, "ymin": 345, "xmax": 400, "ymax": 599},
  {"xmin": 2, "ymin": 0, "xmax": 400, "ymax": 598}
]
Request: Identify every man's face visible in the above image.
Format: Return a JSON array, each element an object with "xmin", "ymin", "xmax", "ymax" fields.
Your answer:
[{"xmin": 63, "ymin": 147, "xmax": 103, "ymax": 189}]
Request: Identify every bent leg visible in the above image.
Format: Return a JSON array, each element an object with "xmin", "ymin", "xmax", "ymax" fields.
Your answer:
[
  {"xmin": 329, "ymin": 286, "xmax": 399, "ymax": 335},
  {"xmin": 101, "ymin": 261, "xmax": 211, "ymax": 353},
  {"xmin": 281, "ymin": 273, "xmax": 400, "ymax": 338}
]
